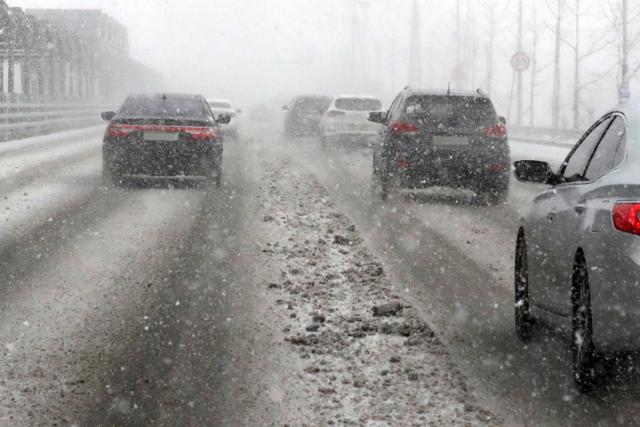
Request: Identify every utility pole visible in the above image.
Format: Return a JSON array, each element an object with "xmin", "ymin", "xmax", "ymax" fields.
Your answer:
[
  {"xmin": 551, "ymin": 0, "xmax": 563, "ymax": 128},
  {"xmin": 572, "ymin": 0, "xmax": 580, "ymax": 128},
  {"xmin": 349, "ymin": 0, "xmax": 368, "ymax": 90},
  {"xmin": 486, "ymin": 2, "xmax": 496, "ymax": 97},
  {"xmin": 455, "ymin": 0, "xmax": 460, "ymax": 89},
  {"xmin": 349, "ymin": 1, "xmax": 358, "ymax": 85},
  {"xmin": 529, "ymin": 2, "xmax": 539, "ymax": 126},
  {"xmin": 516, "ymin": 0, "xmax": 523, "ymax": 125},
  {"xmin": 620, "ymin": 0, "xmax": 629, "ymax": 104},
  {"xmin": 456, "ymin": 0, "xmax": 460, "ymax": 67},
  {"xmin": 408, "ymin": 0, "xmax": 421, "ymax": 86}
]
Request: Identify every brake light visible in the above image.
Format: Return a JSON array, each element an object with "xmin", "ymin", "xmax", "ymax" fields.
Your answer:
[
  {"xmin": 326, "ymin": 110, "xmax": 346, "ymax": 118},
  {"xmin": 390, "ymin": 122, "xmax": 420, "ymax": 134},
  {"xmin": 483, "ymin": 124, "xmax": 508, "ymax": 139},
  {"xmin": 105, "ymin": 125, "xmax": 216, "ymax": 141},
  {"xmin": 613, "ymin": 202, "xmax": 640, "ymax": 235},
  {"xmin": 107, "ymin": 124, "xmax": 139, "ymax": 138},
  {"xmin": 489, "ymin": 163, "xmax": 506, "ymax": 173},
  {"xmin": 396, "ymin": 159, "xmax": 411, "ymax": 169}
]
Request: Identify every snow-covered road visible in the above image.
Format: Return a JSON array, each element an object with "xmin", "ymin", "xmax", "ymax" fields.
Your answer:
[{"xmin": 0, "ymin": 127, "xmax": 635, "ymax": 426}]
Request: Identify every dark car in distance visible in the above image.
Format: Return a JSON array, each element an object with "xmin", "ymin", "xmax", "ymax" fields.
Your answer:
[
  {"xmin": 101, "ymin": 93, "xmax": 229, "ymax": 186},
  {"xmin": 369, "ymin": 88, "xmax": 510, "ymax": 204},
  {"xmin": 283, "ymin": 95, "xmax": 331, "ymax": 137}
]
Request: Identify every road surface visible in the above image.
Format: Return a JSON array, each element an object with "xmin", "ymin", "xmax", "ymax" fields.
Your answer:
[{"xmin": 0, "ymin": 125, "xmax": 637, "ymax": 426}]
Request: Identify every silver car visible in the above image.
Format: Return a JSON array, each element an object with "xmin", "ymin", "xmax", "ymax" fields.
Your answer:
[{"xmin": 513, "ymin": 109, "xmax": 633, "ymax": 391}]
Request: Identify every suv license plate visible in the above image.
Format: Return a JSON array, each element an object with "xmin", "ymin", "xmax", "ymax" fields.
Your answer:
[{"xmin": 433, "ymin": 136, "xmax": 468, "ymax": 146}]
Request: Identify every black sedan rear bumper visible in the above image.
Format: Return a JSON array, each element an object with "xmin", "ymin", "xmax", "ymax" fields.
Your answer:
[{"xmin": 103, "ymin": 140, "xmax": 222, "ymax": 177}]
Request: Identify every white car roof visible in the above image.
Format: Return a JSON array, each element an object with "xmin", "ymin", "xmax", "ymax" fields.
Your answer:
[
  {"xmin": 208, "ymin": 98, "xmax": 232, "ymax": 105},
  {"xmin": 335, "ymin": 95, "xmax": 379, "ymax": 100}
]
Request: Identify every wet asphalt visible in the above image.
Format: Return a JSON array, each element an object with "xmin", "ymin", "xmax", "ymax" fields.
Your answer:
[{"xmin": 0, "ymin": 126, "xmax": 638, "ymax": 426}]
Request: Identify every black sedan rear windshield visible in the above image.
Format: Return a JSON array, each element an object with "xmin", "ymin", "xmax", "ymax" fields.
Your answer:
[
  {"xmin": 336, "ymin": 98, "xmax": 382, "ymax": 111},
  {"xmin": 120, "ymin": 97, "xmax": 208, "ymax": 118},
  {"xmin": 405, "ymin": 96, "xmax": 496, "ymax": 128}
]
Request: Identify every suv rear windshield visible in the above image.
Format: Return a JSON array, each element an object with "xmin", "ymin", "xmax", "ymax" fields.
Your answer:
[
  {"xmin": 293, "ymin": 97, "xmax": 331, "ymax": 114},
  {"xmin": 120, "ymin": 96, "xmax": 208, "ymax": 118},
  {"xmin": 405, "ymin": 96, "xmax": 496, "ymax": 128},
  {"xmin": 335, "ymin": 98, "xmax": 382, "ymax": 111}
]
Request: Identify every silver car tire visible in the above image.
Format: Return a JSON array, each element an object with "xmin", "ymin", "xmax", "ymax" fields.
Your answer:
[
  {"xmin": 571, "ymin": 255, "xmax": 597, "ymax": 392},
  {"xmin": 514, "ymin": 230, "xmax": 533, "ymax": 341}
]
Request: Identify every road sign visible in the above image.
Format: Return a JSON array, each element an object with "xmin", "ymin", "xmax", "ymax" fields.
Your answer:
[
  {"xmin": 619, "ymin": 87, "xmax": 631, "ymax": 104},
  {"xmin": 511, "ymin": 52, "xmax": 530, "ymax": 72}
]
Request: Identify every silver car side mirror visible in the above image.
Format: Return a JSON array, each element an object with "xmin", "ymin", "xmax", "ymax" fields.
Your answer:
[{"xmin": 514, "ymin": 160, "xmax": 556, "ymax": 184}]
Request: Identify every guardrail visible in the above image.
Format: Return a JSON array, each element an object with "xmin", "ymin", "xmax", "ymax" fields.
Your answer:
[
  {"xmin": 508, "ymin": 125, "xmax": 583, "ymax": 147},
  {"xmin": 0, "ymin": 103, "xmax": 109, "ymax": 141}
]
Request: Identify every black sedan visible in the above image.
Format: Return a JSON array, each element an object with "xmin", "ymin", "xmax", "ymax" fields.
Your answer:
[{"xmin": 101, "ymin": 93, "xmax": 230, "ymax": 186}]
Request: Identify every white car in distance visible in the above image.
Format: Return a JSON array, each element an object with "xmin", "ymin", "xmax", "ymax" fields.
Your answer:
[
  {"xmin": 207, "ymin": 98, "xmax": 241, "ymax": 140},
  {"xmin": 320, "ymin": 95, "xmax": 384, "ymax": 149}
]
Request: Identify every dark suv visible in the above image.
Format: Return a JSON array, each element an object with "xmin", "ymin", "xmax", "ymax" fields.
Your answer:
[
  {"xmin": 283, "ymin": 95, "xmax": 331, "ymax": 137},
  {"xmin": 101, "ymin": 93, "xmax": 229, "ymax": 186},
  {"xmin": 369, "ymin": 89, "xmax": 510, "ymax": 204}
]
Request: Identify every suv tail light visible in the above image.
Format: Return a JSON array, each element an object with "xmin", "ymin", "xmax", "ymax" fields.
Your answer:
[
  {"xmin": 188, "ymin": 128, "xmax": 217, "ymax": 142},
  {"xmin": 390, "ymin": 122, "xmax": 420, "ymax": 134},
  {"xmin": 489, "ymin": 163, "xmax": 506, "ymax": 173},
  {"xmin": 613, "ymin": 202, "xmax": 640, "ymax": 235},
  {"xmin": 483, "ymin": 124, "xmax": 508, "ymax": 139},
  {"xmin": 326, "ymin": 110, "xmax": 346, "ymax": 118}
]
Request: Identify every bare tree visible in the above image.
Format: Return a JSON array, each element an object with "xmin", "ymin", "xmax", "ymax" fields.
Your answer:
[
  {"xmin": 602, "ymin": 0, "xmax": 640, "ymax": 102},
  {"xmin": 563, "ymin": 1, "xmax": 613, "ymax": 128},
  {"xmin": 482, "ymin": 0, "xmax": 509, "ymax": 97},
  {"xmin": 546, "ymin": 0, "xmax": 565, "ymax": 128},
  {"xmin": 528, "ymin": 2, "xmax": 542, "ymax": 126}
]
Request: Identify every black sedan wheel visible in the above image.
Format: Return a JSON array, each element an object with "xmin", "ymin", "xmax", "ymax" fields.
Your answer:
[
  {"xmin": 102, "ymin": 159, "xmax": 123, "ymax": 187},
  {"xmin": 572, "ymin": 256, "xmax": 597, "ymax": 392},
  {"xmin": 514, "ymin": 231, "xmax": 533, "ymax": 341}
]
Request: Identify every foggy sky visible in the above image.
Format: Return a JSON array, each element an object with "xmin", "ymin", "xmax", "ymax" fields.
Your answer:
[{"xmin": 10, "ymin": 0, "xmax": 636, "ymax": 127}]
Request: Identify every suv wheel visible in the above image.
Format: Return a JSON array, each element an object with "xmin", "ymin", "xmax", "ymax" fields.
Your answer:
[
  {"xmin": 478, "ymin": 187, "xmax": 508, "ymax": 206},
  {"xmin": 572, "ymin": 254, "xmax": 597, "ymax": 392},
  {"xmin": 514, "ymin": 230, "xmax": 533, "ymax": 341},
  {"xmin": 371, "ymin": 155, "xmax": 390, "ymax": 201}
]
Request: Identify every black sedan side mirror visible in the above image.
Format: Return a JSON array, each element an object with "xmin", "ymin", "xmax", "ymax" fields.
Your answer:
[
  {"xmin": 217, "ymin": 114, "xmax": 232, "ymax": 124},
  {"xmin": 101, "ymin": 111, "xmax": 116, "ymax": 121},
  {"xmin": 514, "ymin": 160, "xmax": 557, "ymax": 184},
  {"xmin": 368, "ymin": 111, "xmax": 386, "ymax": 124},
  {"xmin": 498, "ymin": 116, "xmax": 507, "ymax": 125}
]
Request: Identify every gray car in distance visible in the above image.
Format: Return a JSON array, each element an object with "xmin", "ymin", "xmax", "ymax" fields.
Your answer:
[{"xmin": 513, "ymin": 109, "xmax": 635, "ymax": 391}]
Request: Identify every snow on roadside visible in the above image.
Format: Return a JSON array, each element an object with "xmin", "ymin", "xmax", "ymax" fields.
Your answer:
[
  {"xmin": 0, "ymin": 126, "xmax": 103, "ymax": 156},
  {"xmin": 257, "ymin": 157, "xmax": 502, "ymax": 426}
]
